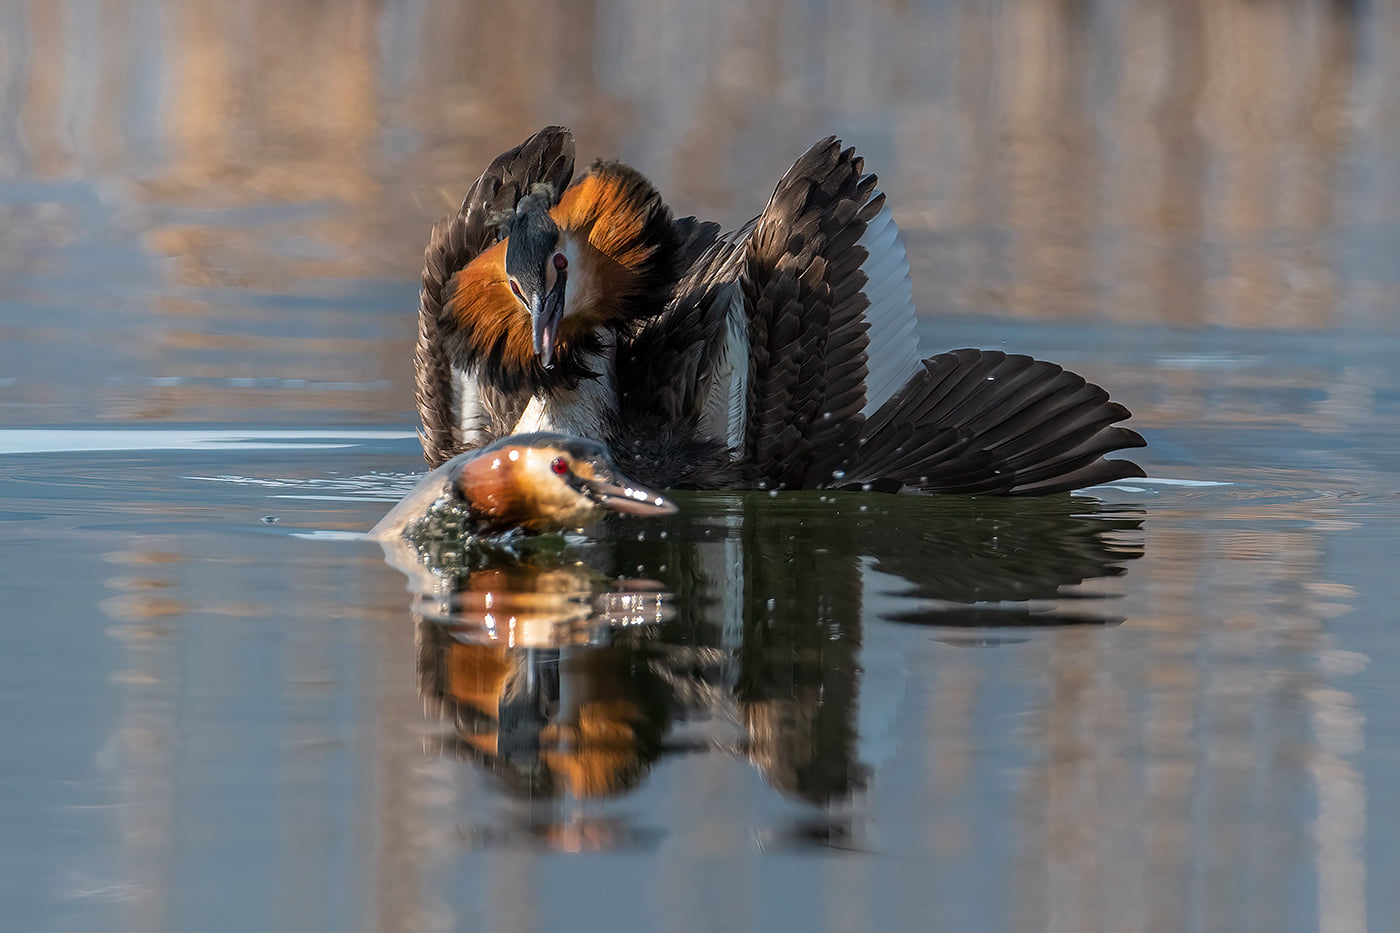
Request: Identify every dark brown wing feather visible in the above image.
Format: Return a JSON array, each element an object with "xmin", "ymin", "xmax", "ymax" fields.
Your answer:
[
  {"xmin": 615, "ymin": 220, "xmax": 739, "ymax": 429},
  {"xmin": 671, "ymin": 215, "xmax": 723, "ymax": 275},
  {"xmin": 838, "ymin": 349, "xmax": 1147, "ymax": 495},
  {"xmin": 740, "ymin": 138, "xmax": 882, "ymax": 488},
  {"xmin": 415, "ymin": 127, "xmax": 576, "ymax": 465}
]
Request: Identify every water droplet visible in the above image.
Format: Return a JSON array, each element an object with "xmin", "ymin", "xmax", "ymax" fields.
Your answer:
[
  {"xmin": 766, "ymin": 598, "xmax": 777, "ymax": 611},
  {"xmin": 860, "ymin": 483, "xmax": 872, "ymax": 492},
  {"xmin": 508, "ymin": 449, "xmax": 520, "ymax": 461},
  {"xmin": 859, "ymin": 505, "xmax": 868, "ymax": 511},
  {"xmin": 768, "ymin": 489, "xmax": 779, "ymax": 498},
  {"xmin": 831, "ymin": 469, "xmax": 846, "ymax": 481}
]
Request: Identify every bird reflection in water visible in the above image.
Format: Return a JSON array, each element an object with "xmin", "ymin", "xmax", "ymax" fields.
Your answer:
[
  {"xmin": 375, "ymin": 485, "xmax": 1145, "ymax": 851},
  {"xmin": 374, "ymin": 464, "xmax": 679, "ymax": 850}
]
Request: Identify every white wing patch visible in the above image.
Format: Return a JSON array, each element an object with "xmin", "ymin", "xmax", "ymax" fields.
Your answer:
[
  {"xmin": 698, "ymin": 283, "xmax": 749, "ymax": 454},
  {"xmin": 452, "ymin": 364, "xmax": 491, "ymax": 448},
  {"xmin": 857, "ymin": 199, "xmax": 919, "ymax": 418}
]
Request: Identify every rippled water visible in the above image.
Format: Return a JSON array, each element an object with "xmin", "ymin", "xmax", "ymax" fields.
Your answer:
[{"xmin": 4, "ymin": 2, "xmax": 1400, "ymax": 932}]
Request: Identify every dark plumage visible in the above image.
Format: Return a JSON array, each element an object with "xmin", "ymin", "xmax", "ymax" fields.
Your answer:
[
  {"xmin": 414, "ymin": 128, "xmax": 1146, "ymax": 497},
  {"xmin": 838, "ymin": 350, "xmax": 1146, "ymax": 494}
]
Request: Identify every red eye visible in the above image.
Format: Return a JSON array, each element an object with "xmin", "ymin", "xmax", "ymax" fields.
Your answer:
[
  {"xmin": 550, "ymin": 457, "xmax": 569, "ymax": 475},
  {"xmin": 553, "ymin": 253, "xmax": 568, "ymax": 271},
  {"xmin": 508, "ymin": 279, "xmax": 524, "ymax": 301}
]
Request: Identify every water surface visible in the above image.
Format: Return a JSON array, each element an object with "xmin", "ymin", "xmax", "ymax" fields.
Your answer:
[{"xmin": 3, "ymin": 2, "xmax": 1399, "ymax": 931}]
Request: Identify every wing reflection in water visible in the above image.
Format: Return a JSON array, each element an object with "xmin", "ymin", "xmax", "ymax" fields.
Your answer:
[{"xmin": 374, "ymin": 491, "xmax": 1144, "ymax": 848}]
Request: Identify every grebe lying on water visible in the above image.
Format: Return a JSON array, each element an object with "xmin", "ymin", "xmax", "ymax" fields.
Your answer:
[
  {"xmin": 371, "ymin": 433, "xmax": 675, "ymax": 540},
  {"xmin": 415, "ymin": 127, "xmax": 1145, "ymax": 495}
]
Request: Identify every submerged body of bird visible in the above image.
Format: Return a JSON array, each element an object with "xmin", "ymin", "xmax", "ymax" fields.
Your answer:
[{"xmin": 371, "ymin": 433, "xmax": 676, "ymax": 544}]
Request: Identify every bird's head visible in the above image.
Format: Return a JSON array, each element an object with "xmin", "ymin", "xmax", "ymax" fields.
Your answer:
[
  {"xmin": 504, "ymin": 187, "xmax": 570, "ymax": 369},
  {"xmin": 449, "ymin": 433, "xmax": 677, "ymax": 534},
  {"xmin": 447, "ymin": 164, "xmax": 677, "ymax": 391}
]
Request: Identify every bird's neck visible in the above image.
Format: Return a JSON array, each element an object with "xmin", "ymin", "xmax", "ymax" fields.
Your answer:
[{"xmin": 509, "ymin": 333, "xmax": 619, "ymax": 439}]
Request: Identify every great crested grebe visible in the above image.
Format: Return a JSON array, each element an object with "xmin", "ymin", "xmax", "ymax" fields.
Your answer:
[
  {"xmin": 371, "ymin": 433, "xmax": 676, "ymax": 540},
  {"xmin": 415, "ymin": 127, "xmax": 1146, "ymax": 495}
]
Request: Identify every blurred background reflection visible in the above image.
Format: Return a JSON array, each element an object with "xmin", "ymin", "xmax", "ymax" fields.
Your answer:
[{"xmin": 3, "ymin": 0, "xmax": 1395, "ymax": 424}]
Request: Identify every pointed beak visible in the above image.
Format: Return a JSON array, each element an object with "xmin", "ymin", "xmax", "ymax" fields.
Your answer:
[
  {"xmin": 579, "ymin": 468, "xmax": 678, "ymax": 517},
  {"xmin": 530, "ymin": 270, "xmax": 567, "ymax": 369}
]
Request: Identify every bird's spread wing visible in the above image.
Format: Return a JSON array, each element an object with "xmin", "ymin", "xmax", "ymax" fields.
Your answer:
[
  {"xmin": 416, "ymin": 127, "xmax": 576, "ymax": 466},
  {"xmin": 840, "ymin": 349, "xmax": 1148, "ymax": 495},
  {"xmin": 739, "ymin": 138, "xmax": 892, "ymax": 488},
  {"xmin": 633, "ymin": 139, "xmax": 920, "ymax": 488},
  {"xmin": 696, "ymin": 138, "xmax": 1140, "ymax": 494}
]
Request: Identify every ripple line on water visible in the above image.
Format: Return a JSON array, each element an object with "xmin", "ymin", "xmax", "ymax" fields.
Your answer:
[{"xmin": 0, "ymin": 428, "xmax": 415, "ymax": 456}]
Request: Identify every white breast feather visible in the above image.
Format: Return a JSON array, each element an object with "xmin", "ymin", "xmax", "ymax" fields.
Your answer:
[{"xmin": 509, "ymin": 340, "xmax": 618, "ymax": 441}]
